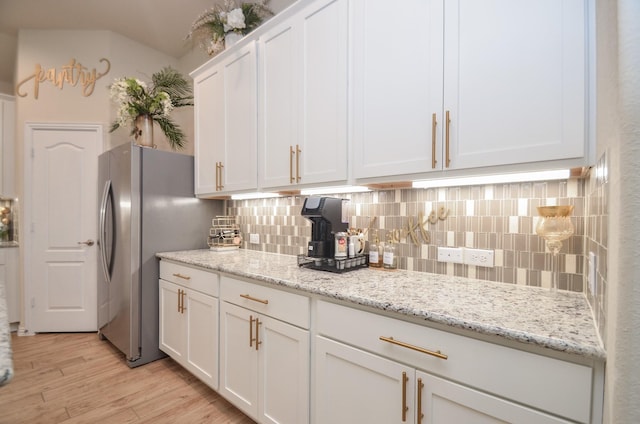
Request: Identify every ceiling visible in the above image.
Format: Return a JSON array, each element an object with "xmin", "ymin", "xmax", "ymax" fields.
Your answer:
[{"xmin": 0, "ymin": 0, "xmax": 291, "ymax": 85}]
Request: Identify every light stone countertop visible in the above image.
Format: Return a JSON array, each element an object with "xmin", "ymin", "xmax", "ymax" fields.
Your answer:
[
  {"xmin": 157, "ymin": 249, "xmax": 606, "ymax": 361},
  {"xmin": 0, "ymin": 279, "xmax": 13, "ymax": 386}
]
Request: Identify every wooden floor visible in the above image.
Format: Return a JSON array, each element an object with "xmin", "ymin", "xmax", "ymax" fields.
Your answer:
[{"xmin": 1, "ymin": 332, "xmax": 256, "ymax": 424}]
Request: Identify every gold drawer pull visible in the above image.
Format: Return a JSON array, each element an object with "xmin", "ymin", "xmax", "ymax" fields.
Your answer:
[
  {"xmin": 401, "ymin": 371, "xmax": 408, "ymax": 422},
  {"xmin": 417, "ymin": 377, "xmax": 425, "ymax": 423},
  {"xmin": 431, "ymin": 113, "xmax": 437, "ymax": 169},
  {"xmin": 240, "ymin": 294, "xmax": 269, "ymax": 305},
  {"xmin": 445, "ymin": 110, "xmax": 451, "ymax": 168},
  {"xmin": 379, "ymin": 336, "xmax": 448, "ymax": 360},
  {"xmin": 172, "ymin": 273, "xmax": 191, "ymax": 280}
]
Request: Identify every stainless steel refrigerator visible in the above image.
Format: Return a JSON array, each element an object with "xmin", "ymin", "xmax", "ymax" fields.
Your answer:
[{"xmin": 97, "ymin": 143, "xmax": 222, "ymax": 367}]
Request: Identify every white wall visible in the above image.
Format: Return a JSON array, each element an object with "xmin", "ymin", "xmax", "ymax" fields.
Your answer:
[
  {"xmin": 602, "ymin": 0, "xmax": 640, "ymax": 421},
  {"xmin": 13, "ymin": 29, "xmax": 191, "ymax": 329}
]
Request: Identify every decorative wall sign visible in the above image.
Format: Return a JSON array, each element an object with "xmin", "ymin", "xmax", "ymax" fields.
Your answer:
[
  {"xmin": 16, "ymin": 58, "xmax": 111, "ymax": 99},
  {"xmin": 393, "ymin": 206, "xmax": 450, "ymax": 245}
]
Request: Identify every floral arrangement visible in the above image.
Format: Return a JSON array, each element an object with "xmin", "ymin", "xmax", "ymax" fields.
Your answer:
[
  {"xmin": 187, "ymin": 0, "xmax": 273, "ymax": 55},
  {"xmin": 109, "ymin": 67, "xmax": 193, "ymax": 150}
]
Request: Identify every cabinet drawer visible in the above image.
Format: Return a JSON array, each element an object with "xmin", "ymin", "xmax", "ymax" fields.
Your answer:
[
  {"xmin": 317, "ymin": 301, "xmax": 592, "ymax": 423},
  {"xmin": 221, "ymin": 275, "xmax": 310, "ymax": 329},
  {"xmin": 159, "ymin": 260, "xmax": 219, "ymax": 297}
]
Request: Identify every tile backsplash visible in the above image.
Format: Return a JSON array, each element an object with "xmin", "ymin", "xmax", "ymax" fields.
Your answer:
[{"xmin": 228, "ymin": 178, "xmax": 589, "ymax": 292}]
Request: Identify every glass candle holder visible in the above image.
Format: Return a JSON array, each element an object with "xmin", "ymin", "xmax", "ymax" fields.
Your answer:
[{"xmin": 536, "ymin": 205, "xmax": 574, "ymax": 291}]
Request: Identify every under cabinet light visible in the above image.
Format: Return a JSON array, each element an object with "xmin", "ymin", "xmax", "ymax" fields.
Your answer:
[
  {"xmin": 231, "ymin": 192, "xmax": 281, "ymax": 200},
  {"xmin": 300, "ymin": 186, "xmax": 371, "ymax": 196},
  {"xmin": 412, "ymin": 170, "xmax": 571, "ymax": 189}
]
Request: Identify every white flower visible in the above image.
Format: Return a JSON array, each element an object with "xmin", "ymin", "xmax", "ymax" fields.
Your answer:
[{"xmin": 224, "ymin": 8, "xmax": 246, "ymax": 32}]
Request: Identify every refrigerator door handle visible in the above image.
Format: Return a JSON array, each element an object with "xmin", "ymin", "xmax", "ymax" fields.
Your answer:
[{"xmin": 99, "ymin": 179, "xmax": 113, "ymax": 283}]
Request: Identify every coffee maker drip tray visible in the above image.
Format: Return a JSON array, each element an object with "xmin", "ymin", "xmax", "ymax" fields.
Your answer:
[{"xmin": 297, "ymin": 254, "xmax": 369, "ymax": 273}]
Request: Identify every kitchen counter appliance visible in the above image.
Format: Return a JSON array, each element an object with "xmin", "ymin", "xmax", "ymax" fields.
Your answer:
[
  {"xmin": 97, "ymin": 143, "xmax": 222, "ymax": 367},
  {"xmin": 300, "ymin": 197, "xmax": 367, "ymax": 272}
]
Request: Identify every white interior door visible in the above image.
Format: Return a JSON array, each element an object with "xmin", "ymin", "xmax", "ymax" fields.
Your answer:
[{"xmin": 26, "ymin": 124, "xmax": 101, "ymax": 332}]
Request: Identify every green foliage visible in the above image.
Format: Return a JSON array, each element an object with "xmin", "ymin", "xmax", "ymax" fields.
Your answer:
[
  {"xmin": 109, "ymin": 67, "xmax": 192, "ymax": 150},
  {"xmin": 187, "ymin": 0, "xmax": 273, "ymax": 55}
]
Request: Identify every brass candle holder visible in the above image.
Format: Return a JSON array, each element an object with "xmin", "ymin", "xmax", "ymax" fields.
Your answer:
[{"xmin": 535, "ymin": 205, "xmax": 574, "ymax": 291}]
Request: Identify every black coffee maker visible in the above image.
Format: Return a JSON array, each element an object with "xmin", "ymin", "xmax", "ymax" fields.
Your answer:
[{"xmin": 301, "ymin": 197, "xmax": 348, "ymax": 258}]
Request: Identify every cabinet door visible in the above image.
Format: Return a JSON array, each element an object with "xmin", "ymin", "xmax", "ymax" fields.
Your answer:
[
  {"xmin": 297, "ymin": 0, "xmax": 348, "ymax": 186},
  {"xmin": 186, "ymin": 289, "xmax": 219, "ymax": 390},
  {"xmin": 194, "ymin": 65, "xmax": 225, "ymax": 196},
  {"xmin": 315, "ymin": 336, "xmax": 414, "ymax": 424},
  {"xmin": 259, "ymin": 18, "xmax": 298, "ymax": 188},
  {"xmin": 418, "ymin": 371, "xmax": 571, "ymax": 424},
  {"xmin": 159, "ymin": 280, "xmax": 186, "ymax": 361},
  {"xmin": 222, "ymin": 43, "xmax": 258, "ymax": 193},
  {"xmin": 2, "ymin": 249, "xmax": 18, "ymax": 323},
  {"xmin": 351, "ymin": 0, "xmax": 444, "ymax": 180},
  {"xmin": 444, "ymin": 0, "xmax": 586, "ymax": 170},
  {"xmin": 259, "ymin": 315, "xmax": 310, "ymax": 424},
  {"xmin": 220, "ymin": 301, "xmax": 259, "ymax": 419},
  {"xmin": 259, "ymin": 0, "xmax": 348, "ymax": 190}
]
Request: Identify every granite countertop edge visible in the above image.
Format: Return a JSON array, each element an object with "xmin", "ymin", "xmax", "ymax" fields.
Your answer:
[{"xmin": 157, "ymin": 249, "xmax": 606, "ymax": 361}]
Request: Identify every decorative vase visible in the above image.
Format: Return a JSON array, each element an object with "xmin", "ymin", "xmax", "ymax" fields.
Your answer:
[
  {"xmin": 224, "ymin": 32, "xmax": 243, "ymax": 50},
  {"xmin": 535, "ymin": 205, "xmax": 575, "ymax": 291},
  {"xmin": 134, "ymin": 114, "xmax": 154, "ymax": 148}
]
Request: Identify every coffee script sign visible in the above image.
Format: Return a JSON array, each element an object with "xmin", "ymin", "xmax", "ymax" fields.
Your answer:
[
  {"xmin": 16, "ymin": 58, "xmax": 111, "ymax": 99},
  {"xmin": 390, "ymin": 206, "xmax": 450, "ymax": 245}
]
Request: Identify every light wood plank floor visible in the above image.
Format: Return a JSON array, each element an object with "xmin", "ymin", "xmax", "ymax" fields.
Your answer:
[{"xmin": 1, "ymin": 332, "xmax": 256, "ymax": 424}]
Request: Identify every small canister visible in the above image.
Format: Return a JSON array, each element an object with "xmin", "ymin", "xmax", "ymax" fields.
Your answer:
[{"xmin": 334, "ymin": 232, "xmax": 348, "ymax": 259}]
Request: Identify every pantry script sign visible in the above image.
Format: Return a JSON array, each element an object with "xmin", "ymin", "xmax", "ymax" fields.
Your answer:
[{"xmin": 16, "ymin": 58, "xmax": 111, "ymax": 99}]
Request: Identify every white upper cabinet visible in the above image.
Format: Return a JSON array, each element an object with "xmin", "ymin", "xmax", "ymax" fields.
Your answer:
[
  {"xmin": 194, "ymin": 0, "xmax": 590, "ymax": 194},
  {"xmin": 352, "ymin": 0, "xmax": 588, "ymax": 181},
  {"xmin": 351, "ymin": 0, "xmax": 444, "ymax": 180},
  {"xmin": 258, "ymin": 0, "xmax": 348, "ymax": 190},
  {"xmin": 444, "ymin": 0, "xmax": 587, "ymax": 170},
  {"xmin": 193, "ymin": 42, "xmax": 258, "ymax": 197}
]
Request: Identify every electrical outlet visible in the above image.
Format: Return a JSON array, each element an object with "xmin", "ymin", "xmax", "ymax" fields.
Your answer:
[
  {"xmin": 464, "ymin": 248, "xmax": 494, "ymax": 267},
  {"xmin": 249, "ymin": 233, "xmax": 260, "ymax": 244},
  {"xmin": 437, "ymin": 247, "xmax": 463, "ymax": 263}
]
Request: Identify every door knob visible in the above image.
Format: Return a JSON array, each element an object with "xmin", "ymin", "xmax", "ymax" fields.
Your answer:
[{"xmin": 78, "ymin": 239, "xmax": 95, "ymax": 246}]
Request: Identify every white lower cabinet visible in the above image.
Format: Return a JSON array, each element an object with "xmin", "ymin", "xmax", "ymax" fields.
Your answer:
[
  {"xmin": 314, "ymin": 300, "xmax": 596, "ymax": 424},
  {"xmin": 220, "ymin": 276, "xmax": 310, "ymax": 424},
  {"xmin": 315, "ymin": 336, "xmax": 570, "ymax": 424},
  {"xmin": 159, "ymin": 261, "xmax": 219, "ymax": 390},
  {"xmin": 158, "ymin": 260, "xmax": 601, "ymax": 424},
  {"xmin": 0, "ymin": 248, "xmax": 19, "ymax": 323}
]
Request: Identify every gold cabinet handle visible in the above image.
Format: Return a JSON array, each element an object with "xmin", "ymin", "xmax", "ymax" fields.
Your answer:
[
  {"xmin": 249, "ymin": 315, "xmax": 262, "ymax": 350},
  {"xmin": 240, "ymin": 294, "xmax": 269, "ymax": 305},
  {"xmin": 431, "ymin": 113, "xmax": 437, "ymax": 169},
  {"xmin": 249, "ymin": 315, "xmax": 255, "ymax": 348},
  {"xmin": 445, "ymin": 110, "xmax": 451, "ymax": 168},
  {"xmin": 290, "ymin": 146, "xmax": 295, "ymax": 183},
  {"xmin": 215, "ymin": 162, "xmax": 219, "ymax": 191},
  {"xmin": 218, "ymin": 162, "xmax": 224, "ymax": 190},
  {"xmin": 177, "ymin": 289, "xmax": 186, "ymax": 314},
  {"xmin": 255, "ymin": 317, "xmax": 262, "ymax": 351},
  {"xmin": 379, "ymin": 336, "xmax": 448, "ymax": 360},
  {"xmin": 401, "ymin": 371, "xmax": 409, "ymax": 422},
  {"xmin": 296, "ymin": 144, "xmax": 301, "ymax": 182},
  {"xmin": 172, "ymin": 273, "xmax": 191, "ymax": 280},
  {"xmin": 417, "ymin": 377, "xmax": 424, "ymax": 424}
]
